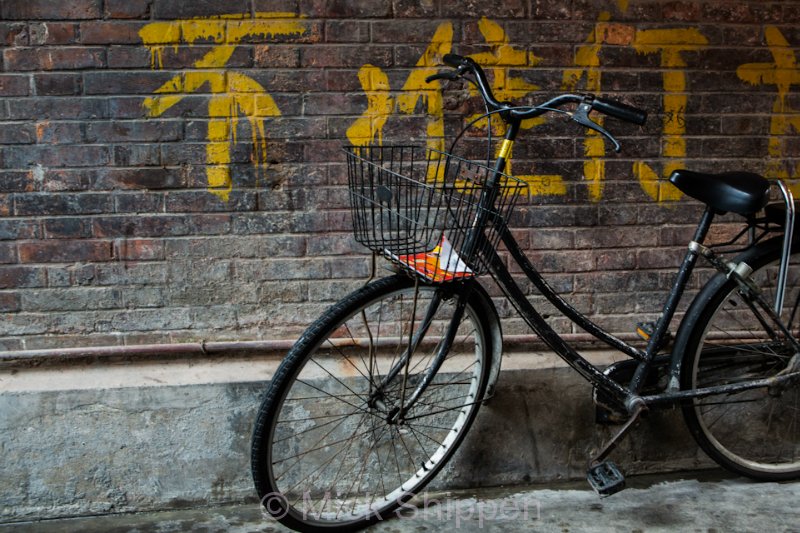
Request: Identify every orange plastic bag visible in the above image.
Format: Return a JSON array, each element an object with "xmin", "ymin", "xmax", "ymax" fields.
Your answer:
[{"xmin": 395, "ymin": 235, "xmax": 474, "ymax": 282}]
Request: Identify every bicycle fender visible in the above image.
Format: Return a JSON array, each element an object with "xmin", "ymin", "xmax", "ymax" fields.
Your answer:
[
  {"xmin": 469, "ymin": 281, "xmax": 504, "ymax": 404},
  {"xmin": 668, "ymin": 237, "xmax": 785, "ymax": 391}
]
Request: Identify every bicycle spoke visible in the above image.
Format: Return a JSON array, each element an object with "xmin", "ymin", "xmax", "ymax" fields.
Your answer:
[
  {"xmin": 255, "ymin": 277, "xmax": 488, "ymax": 528},
  {"xmin": 308, "ymin": 355, "xmax": 371, "ymax": 405},
  {"xmin": 291, "ymin": 377, "xmax": 372, "ymax": 417},
  {"xmin": 274, "ymin": 406, "xmax": 365, "ymax": 444},
  {"xmin": 682, "ymin": 251, "xmax": 800, "ymax": 479}
]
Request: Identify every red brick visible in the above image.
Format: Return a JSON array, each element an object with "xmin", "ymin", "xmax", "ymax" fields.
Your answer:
[
  {"xmin": 93, "ymin": 215, "xmax": 190, "ymax": 238},
  {"xmin": 114, "ymin": 239, "xmax": 165, "ymax": 261},
  {"xmin": 441, "ymin": 0, "xmax": 525, "ymax": 17},
  {"xmin": 0, "ymin": 75, "xmax": 30, "ymax": 96},
  {"xmin": 83, "ymin": 71, "xmax": 177, "ymax": 94},
  {"xmin": 0, "ymin": 23, "xmax": 29, "ymax": 46},
  {"xmin": 104, "ymin": 0, "xmax": 152, "ymax": 19},
  {"xmin": 0, "ymin": 293, "xmax": 20, "ymax": 312},
  {"xmin": 392, "ymin": 0, "xmax": 438, "ymax": 18},
  {"xmin": 530, "ymin": 0, "xmax": 571, "ymax": 19},
  {"xmin": 0, "ymin": 171, "xmax": 33, "ymax": 193},
  {"xmin": 325, "ymin": 20, "xmax": 370, "ymax": 43},
  {"xmin": 34, "ymin": 121, "xmax": 83, "ymax": 144},
  {"xmin": 0, "ymin": 266, "xmax": 46, "ymax": 288},
  {"xmin": 28, "ymin": 22, "xmax": 78, "ymax": 45},
  {"xmin": 165, "ymin": 191, "xmax": 257, "ymax": 212},
  {"xmin": 43, "ymin": 218, "xmax": 93, "ymax": 239},
  {"xmin": 85, "ymin": 120, "xmax": 182, "ymax": 143},
  {"xmin": 19, "ymin": 240, "xmax": 113, "ymax": 263},
  {"xmin": 152, "ymin": 0, "xmax": 249, "ymax": 19},
  {"xmin": 0, "ymin": 0, "xmax": 792, "ymax": 350},
  {"xmin": 5, "ymin": 97, "xmax": 107, "ymax": 120},
  {"xmin": 91, "ymin": 168, "xmax": 186, "ymax": 191},
  {"xmin": 80, "ymin": 22, "xmax": 145, "ymax": 45},
  {"xmin": 1, "ymin": 0, "xmax": 102, "ymax": 20},
  {"xmin": 0, "ymin": 243, "xmax": 18, "ymax": 264},
  {"xmin": 33, "ymin": 73, "xmax": 81, "ymax": 96},
  {"xmin": 4, "ymin": 47, "xmax": 105, "ymax": 71},
  {"xmin": 145, "ymin": 45, "xmax": 253, "ymax": 70},
  {"xmin": 301, "ymin": 45, "xmax": 393, "ymax": 68},
  {"xmin": 253, "ymin": 45, "xmax": 299, "ymax": 68},
  {"xmin": 371, "ymin": 20, "xmax": 453, "ymax": 43},
  {"xmin": 41, "ymin": 170, "xmax": 93, "ymax": 192},
  {"xmin": 106, "ymin": 47, "xmax": 152, "ymax": 69},
  {"xmin": 298, "ymin": 0, "xmax": 391, "ymax": 18},
  {"xmin": 3, "ymin": 145, "xmax": 111, "ymax": 169},
  {"xmin": 0, "ymin": 123, "xmax": 34, "ymax": 145},
  {"xmin": 661, "ymin": 1, "xmax": 703, "ymax": 22}
]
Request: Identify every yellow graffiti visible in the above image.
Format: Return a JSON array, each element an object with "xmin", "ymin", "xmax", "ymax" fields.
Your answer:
[
  {"xmin": 562, "ymin": 12, "xmax": 628, "ymax": 201},
  {"xmin": 738, "ymin": 26, "xmax": 800, "ymax": 193},
  {"xmin": 347, "ymin": 18, "xmax": 561, "ymax": 196},
  {"xmin": 560, "ymin": 16, "xmax": 707, "ymax": 203},
  {"xmin": 347, "ymin": 22, "xmax": 452, "ymax": 160},
  {"xmin": 633, "ymin": 28, "xmax": 708, "ymax": 202},
  {"xmin": 468, "ymin": 18, "xmax": 565, "ymax": 197},
  {"xmin": 140, "ymin": 13, "xmax": 308, "ymax": 201}
]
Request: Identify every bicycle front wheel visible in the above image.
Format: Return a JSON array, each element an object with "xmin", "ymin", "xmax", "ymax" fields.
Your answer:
[
  {"xmin": 251, "ymin": 275, "xmax": 492, "ymax": 532},
  {"xmin": 680, "ymin": 239, "xmax": 800, "ymax": 479}
]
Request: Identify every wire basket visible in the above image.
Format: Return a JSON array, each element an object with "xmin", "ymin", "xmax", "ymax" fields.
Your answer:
[{"xmin": 344, "ymin": 145, "xmax": 528, "ymax": 282}]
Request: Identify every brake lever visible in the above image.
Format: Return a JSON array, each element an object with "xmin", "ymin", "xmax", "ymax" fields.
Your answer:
[
  {"xmin": 571, "ymin": 100, "xmax": 622, "ymax": 153},
  {"xmin": 425, "ymin": 71, "xmax": 459, "ymax": 84},
  {"xmin": 425, "ymin": 65, "xmax": 469, "ymax": 84}
]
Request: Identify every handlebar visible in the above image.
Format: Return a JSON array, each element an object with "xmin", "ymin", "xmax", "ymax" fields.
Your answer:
[{"xmin": 429, "ymin": 53, "xmax": 647, "ymax": 126}]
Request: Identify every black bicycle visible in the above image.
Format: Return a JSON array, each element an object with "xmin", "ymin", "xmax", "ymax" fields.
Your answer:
[{"xmin": 251, "ymin": 54, "xmax": 800, "ymax": 532}]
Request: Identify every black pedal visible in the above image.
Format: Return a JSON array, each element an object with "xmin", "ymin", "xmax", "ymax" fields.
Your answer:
[{"xmin": 587, "ymin": 461, "xmax": 626, "ymax": 497}]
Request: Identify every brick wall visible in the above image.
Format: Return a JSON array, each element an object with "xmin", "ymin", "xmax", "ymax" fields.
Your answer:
[{"xmin": 0, "ymin": 0, "xmax": 797, "ymax": 351}]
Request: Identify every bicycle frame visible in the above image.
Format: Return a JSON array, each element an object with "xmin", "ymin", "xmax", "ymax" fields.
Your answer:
[
  {"xmin": 391, "ymin": 117, "xmax": 800, "ymax": 421},
  {"xmin": 484, "ymin": 217, "xmax": 800, "ymax": 413}
]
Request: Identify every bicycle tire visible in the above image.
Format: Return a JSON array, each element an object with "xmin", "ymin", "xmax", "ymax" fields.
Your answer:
[
  {"xmin": 679, "ymin": 237, "xmax": 800, "ymax": 479},
  {"xmin": 251, "ymin": 274, "xmax": 493, "ymax": 532}
]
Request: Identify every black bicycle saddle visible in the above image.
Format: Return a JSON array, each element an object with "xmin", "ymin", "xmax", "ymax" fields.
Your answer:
[{"xmin": 669, "ymin": 169, "xmax": 770, "ymax": 215}]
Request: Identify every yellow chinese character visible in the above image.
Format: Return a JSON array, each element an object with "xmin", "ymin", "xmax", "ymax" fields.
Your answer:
[
  {"xmin": 468, "ymin": 18, "xmax": 565, "ymax": 197},
  {"xmin": 140, "ymin": 13, "xmax": 308, "ymax": 201},
  {"xmin": 562, "ymin": 12, "xmax": 635, "ymax": 201},
  {"xmin": 563, "ymin": 11, "xmax": 707, "ymax": 204},
  {"xmin": 738, "ymin": 26, "xmax": 800, "ymax": 193},
  {"xmin": 347, "ymin": 18, "xmax": 557, "ymax": 195},
  {"xmin": 346, "ymin": 22, "xmax": 453, "ymax": 161},
  {"xmin": 634, "ymin": 28, "xmax": 708, "ymax": 202}
]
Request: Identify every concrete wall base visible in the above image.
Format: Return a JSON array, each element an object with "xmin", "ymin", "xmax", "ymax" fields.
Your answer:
[{"xmin": 0, "ymin": 354, "xmax": 712, "ymax": 522}]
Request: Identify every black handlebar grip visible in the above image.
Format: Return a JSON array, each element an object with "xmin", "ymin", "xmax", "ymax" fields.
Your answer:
[
  {"xmin": 425, "ymin": 71, "xmax": 459, "ymax": 83},
  {"xmin": 443, "ymin": 53, "xmax": 467, "ymax": 68},
  {"xmin": 592, "ymin": 97, "xmax": 647, "ymax": 126}
]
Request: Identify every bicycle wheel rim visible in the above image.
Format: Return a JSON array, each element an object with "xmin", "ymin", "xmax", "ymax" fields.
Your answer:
[
  {"xmin": 260, "ymin": 281, "xmax": 489, "ymax": 528},
  {"xmin": 686, "ymin": 254, "xmax": 800, "ymax": 477}
]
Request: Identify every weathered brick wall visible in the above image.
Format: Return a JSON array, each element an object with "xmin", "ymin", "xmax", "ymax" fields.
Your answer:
[{"xmin": 0, "ymin": 0, "xmax": 797, "ymax": 351}]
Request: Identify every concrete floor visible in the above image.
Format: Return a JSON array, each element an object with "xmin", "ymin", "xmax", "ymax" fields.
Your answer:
[{"xmin": 3, "ymin": 471, "xmax": 798, "ymax": 532}]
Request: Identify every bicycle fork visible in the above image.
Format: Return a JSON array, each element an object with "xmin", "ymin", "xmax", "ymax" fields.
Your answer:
[{"xmin": 366, "ymin": 280, "xmax": 473, "ymax": 424}]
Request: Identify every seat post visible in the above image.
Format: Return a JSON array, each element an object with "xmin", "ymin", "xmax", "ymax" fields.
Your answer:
[
  {"xmin": 628, "ymin": 206, "xmax": 715, "ymax": 396},
  {"xmin": 690, "ymin": 205, "xmax": 716, "ymax": 246}
]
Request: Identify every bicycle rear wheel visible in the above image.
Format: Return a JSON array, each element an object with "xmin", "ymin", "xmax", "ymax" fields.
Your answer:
[
  {"xmin": 680, "ymin": 239, "xmax": 800, "ymax": 479},
  {"xmin": 251, "ymin": 275, "xmax": 492, "ymax": 532}
]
